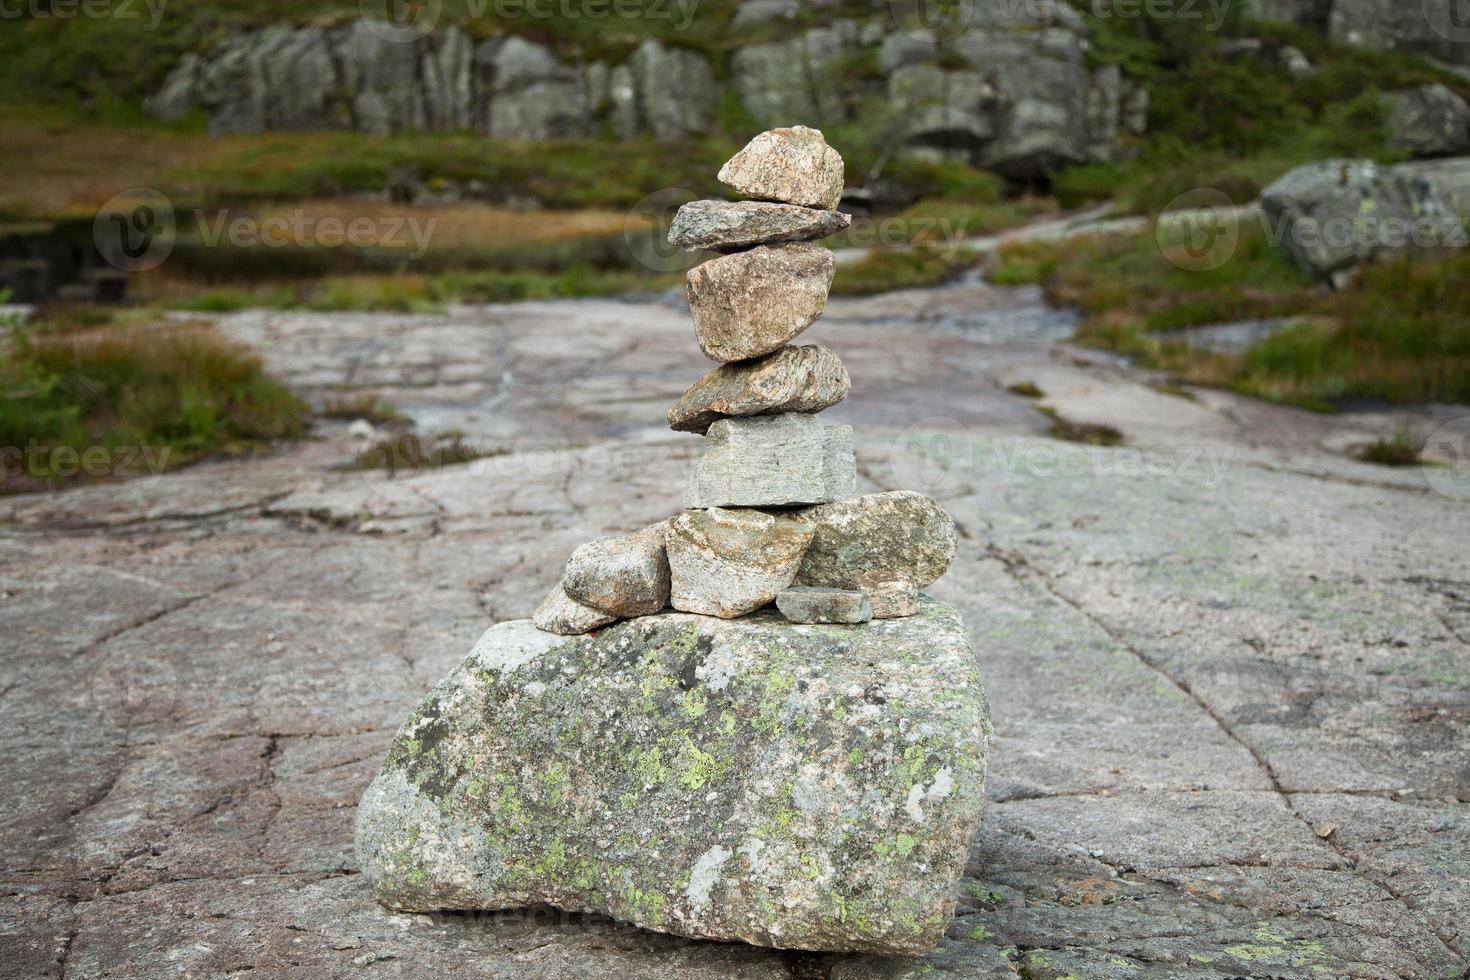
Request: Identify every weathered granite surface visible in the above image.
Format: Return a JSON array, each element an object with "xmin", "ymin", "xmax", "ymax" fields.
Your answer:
[
  {"xmin": 686, "ymin": 243, "xmax": 837, "ymax": 362},
  {"xmin": 667, "ymin": 508, "xmax": 814, "ymax": 619},
  {"xmin": 2, "ymin": 275, "xmax": 1467, "ymax": 977},
  {"xmin": 667, "ymin": 344, "xmax": 851, "ymax": 435},
  {"xmin": 668, "ymin": 200, "xmax": 851, "ymax": 252},
  {"xmin": 684, "ymin": 414, "xmax": 856, "ymax": 509},
  {"xmin": 719, "ymin": 126, "xmax": 845, "ymax": 210},
  {"xmin": 355, "ymin": 602, "xmax": 990, "ymax": 955}
]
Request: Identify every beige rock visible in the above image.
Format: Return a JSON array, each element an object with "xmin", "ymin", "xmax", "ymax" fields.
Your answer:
[
  {"xmin": 533, "ymin": 582, "xmax": 617, "ymax": 635},
  {"xmin": 795, "ymin": 491, "xmax": 957, "ymax": 590},
  {"xmin": 686, "ymin": 243, "xmax": 835, "ymax": 363},
  {"xmin": 667, "ymin": 508, "xmax": 814, "ymax": 618},
  {"xmin": 667, "ymin": 344, "xmax": 851, "ymax": 434},
  {"xmin": 562, "ymin": 523, "xmax": 670, "ymax": 618},
  {"xmin": 857, "ymin": 570, "xmax": 923, "ymax": 619},
  {"xmin": 683, "ymin": 414, "xmax": 855, "ymax": 509},
  {"xmin": 718, "ymin": 126, "xmax": 845, "ymax": 209}
]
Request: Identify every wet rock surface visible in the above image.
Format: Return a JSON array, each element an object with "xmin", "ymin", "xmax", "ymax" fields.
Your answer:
[
  {"xmin": 355, "ymin": 602, "xmax": 989, "ymax": 955},
  {"xmin": 3, "ymin": 273, "xmax": 1468, "ymax": 977}
]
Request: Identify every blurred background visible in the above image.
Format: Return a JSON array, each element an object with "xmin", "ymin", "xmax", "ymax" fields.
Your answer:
[{"xmin": 2, "ymin": 0, "xmax": 1469, "ymax": 489}]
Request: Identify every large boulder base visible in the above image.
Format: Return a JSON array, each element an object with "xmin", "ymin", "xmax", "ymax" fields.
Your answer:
[
  {"xmin": 355, "ymin": 601, "xmax": 991, "ymax": 956},
  {"xmin": 686, "ymin": 243, "xmax": 837, "ymax": 363}
]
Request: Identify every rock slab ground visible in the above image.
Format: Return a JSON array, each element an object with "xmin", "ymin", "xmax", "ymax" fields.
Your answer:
[
  {"xmin": 2, "ymin": 274, "xmax": 1468, "ymax": 978},
  {"xmin": 355, "ymin": 602, "xmax": 990, "ymax": 955}
]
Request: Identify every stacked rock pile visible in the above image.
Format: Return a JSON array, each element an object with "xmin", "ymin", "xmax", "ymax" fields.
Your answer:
[
  {"xmin": 356, "ymin": 128, "xmax": 991, "ymax": 959},
  {"xmin": 533, "ymin": 126, "xmax": 958, "ymax": 635}
]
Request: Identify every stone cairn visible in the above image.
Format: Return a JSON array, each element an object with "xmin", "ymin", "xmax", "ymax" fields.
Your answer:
[
  {"xmin": 355, "ymin": 127, "xmax": 991, "ymax": 958},
  {"xmin": 533, "ymin": 125, "xmax": 957, "ymax": 635}
]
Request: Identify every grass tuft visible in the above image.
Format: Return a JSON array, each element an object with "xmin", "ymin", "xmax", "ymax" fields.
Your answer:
[{"xmin": 0, "ymin": 308, "xmax": 305, "ymax": 490}]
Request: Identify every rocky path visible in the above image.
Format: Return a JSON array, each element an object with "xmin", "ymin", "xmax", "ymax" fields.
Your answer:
[{"xmin": 2, "ymin": 275, "xmax": 1467, "ymax": 978}]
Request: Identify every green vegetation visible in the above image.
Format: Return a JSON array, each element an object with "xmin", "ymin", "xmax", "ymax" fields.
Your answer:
[
  {"xmin": 1055, "ymin": 3, "xmax": 1469, "ymax": 212},
  {"xmin": 831, "ymin": 248, "xmax": 977, "ymax": 297},
  {"xmin": 1036, "ymin": 405, "xmax": 1125, "ymax": 447},
  {"xmin": 1355, "ymin": 430, "xmax": 1426, "ymax": 467},
  {"xmin": 0, "ymin": 302, "xmax": 305, "ymax": 491},
  {"xmin": 1006, "ymin": 382, "xmax": 1045, "ymax": 399},
  {"xmin": 993, "ymin": 224, "xmax": 1470, "ymax": 409}
]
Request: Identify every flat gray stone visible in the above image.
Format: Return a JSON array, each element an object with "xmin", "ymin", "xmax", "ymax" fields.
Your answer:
[
  {"xmin": 666, "ymin": 507, "xmax": 813, "ymax": 618},
  {"xmin": 562, "ymin": 523, "xmax": 670, "ymax": 618},
  {"xmin": 686, "ymin": 243, "xmax": 836, "ymax": 363},
  {"xmin": 667, "ymin": 344, "xmax": 851, "ymax": 435},
  {"xmin": 354, "ymin": 602, "xmax": 991, "ymax": 955},
  {"xmin": 718, "ymin": 126, "xmax": 845, "ymax": 210},
  {"xmin": 668, "ymin": 200, "xmax": 851, "ymax": 252},
  {"xmin": 796, "ymin": 492, "xmax": 957, "ymax": 590},
  {"xmin": 684, "ymin": 414, "xmax": 856, "ymax": 509},
  {"xmin": 776, "ymin": 586, "xmax": 872, "ymax": 624},
  {"xmin": 533, "ymin": 582, "xmax": 616, "ymax": 635}
]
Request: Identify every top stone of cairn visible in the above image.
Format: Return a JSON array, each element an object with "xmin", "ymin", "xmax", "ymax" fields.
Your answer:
[{"xmin": 718, "ymin": 126, "xmax": 845, "ymax": 211}]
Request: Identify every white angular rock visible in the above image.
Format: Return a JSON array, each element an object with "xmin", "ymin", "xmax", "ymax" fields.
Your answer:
[
  {"xmin": 533, "ymin": 582, "xmax": 617, "ymax": 635},
  {"xmin": 685, "ymin": 243, "xmax": 836, "ymax": 363},
  {"xmin": 666, "ymin": 344, "xmax": 851, "ymax": 435},
  {"xmin": 666, "ymin": 508, "xmax": 814, "ymax": 618},
  {"xmin": 684, "ymin": 414, "xmax": 855, "ymax": 509},
  {"xmin": 562, "ymin": 523, "xmax": 670, "ymax": 618},
  {"xmin": 776, "ymin": 586, "xmax": 872, "ymax": 624},
  {"xmin": 718, "ymin": 125, "xmax": 845, "ymax": 209},
  {"xmin": 355, "ymin": 602, "xmax": 991, "ymax": 955},
  {"xmin": 795, "ymin": 491, "xmax": 958, "ymax": 590}
]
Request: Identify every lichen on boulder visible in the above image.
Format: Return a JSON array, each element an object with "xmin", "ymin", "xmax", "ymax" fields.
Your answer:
[{"xmin": 354, "ymin": 601, "xmax": 991, "ymax": 955}]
